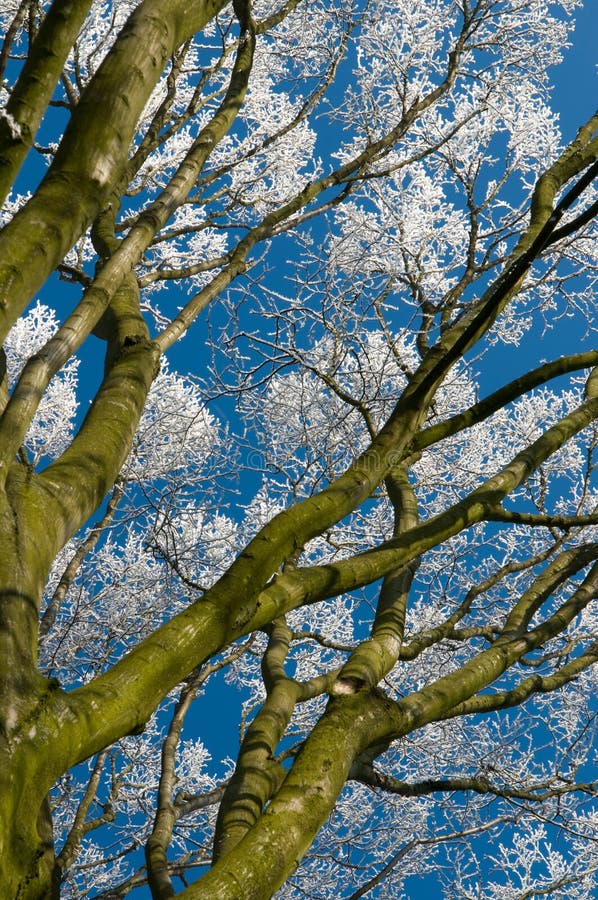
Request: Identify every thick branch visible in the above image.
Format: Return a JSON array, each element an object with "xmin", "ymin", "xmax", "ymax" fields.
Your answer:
[
  {"xmin": 442, "ymin": 638, "xmax": 598, "ymax": 720},
  {"xmin": 0, "ymin": 0, "xmax": 255, "ymax": 478},
  {"xmin": 0, "ymin": 0, "xmax": 229, "ymax": 339},
  {"xmin": 412, "ymin": 351, "xmax": 598, "ymax": 455},
  {"xmin": 0, "ymin": 0, "xmax": 94, "ymax": 205},
  {"xmin": 32, "ymin": 395, "xmax": 598, "ymax": 771},
  {"xmin": 350, "ymin": 762, "xmax": 597, "ymax": 803}
]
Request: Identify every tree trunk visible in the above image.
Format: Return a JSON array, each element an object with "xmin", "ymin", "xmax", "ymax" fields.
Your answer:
[
  {"xmin": 0, "ymin": 484, "xmax": 61, "ymax": 898},
  {"xmin": 0, "ymin": 764, "xmax": 55, "ymax": 899}
]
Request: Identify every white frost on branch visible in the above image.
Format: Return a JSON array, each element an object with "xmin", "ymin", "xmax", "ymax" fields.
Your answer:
[{"xmin": 4, "ymin": 302, "xmax": 79, "ymax": 463}]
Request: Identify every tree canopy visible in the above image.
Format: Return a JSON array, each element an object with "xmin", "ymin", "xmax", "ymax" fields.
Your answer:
[{"xmin": 1, "ymin": 1, "xmax": 598, "ymax": 897}]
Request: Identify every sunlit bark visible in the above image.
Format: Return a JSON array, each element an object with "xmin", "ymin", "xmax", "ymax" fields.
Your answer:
[{"xmin": 0, "ymin": 0, "xmax": 597, "ymax": 896}]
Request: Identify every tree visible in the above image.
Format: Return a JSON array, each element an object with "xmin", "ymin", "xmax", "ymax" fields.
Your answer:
[{"xmin": 0, "ymin": 0, "xmax": 597, "ymax": 896}]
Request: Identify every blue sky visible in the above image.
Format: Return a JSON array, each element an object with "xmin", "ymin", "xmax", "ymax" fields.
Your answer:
[
  {"xmin": 551, "ymin": 1, "xmax": 597, "ymax": 140},
  {"xmin": 8, "ymin": 0, "xmax": 595, "ymax": 894},
  {"xmin": 162, "ymin": 0, "xmax": 598, "ymax": 838}
]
